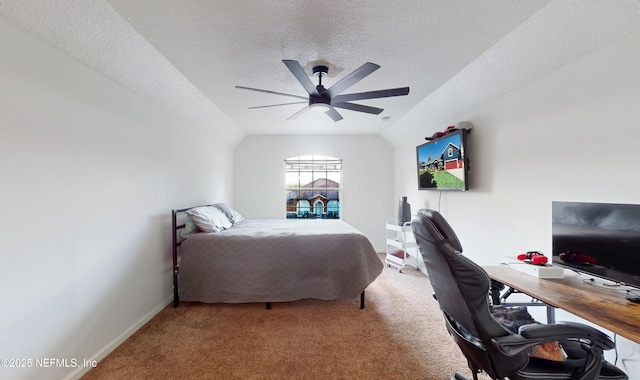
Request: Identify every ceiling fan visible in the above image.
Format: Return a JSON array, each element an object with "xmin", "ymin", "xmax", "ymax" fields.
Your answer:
[{"xmin": 235, "ymin": 60, "xmax": 410, "ymax": 122}]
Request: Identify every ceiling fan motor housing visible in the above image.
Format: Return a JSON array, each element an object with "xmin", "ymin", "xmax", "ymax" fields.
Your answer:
[{"xmin": 309, "ymin": 96, "xmax": 330, "ymax": 107}]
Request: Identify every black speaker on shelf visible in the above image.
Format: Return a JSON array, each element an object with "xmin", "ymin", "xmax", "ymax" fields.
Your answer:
[{"xmin": 397, "ymin": 196, "xmax": 411, "ymax": 226}]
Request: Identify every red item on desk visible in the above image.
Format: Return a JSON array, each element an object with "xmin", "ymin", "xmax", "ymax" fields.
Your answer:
[{"xmin": 517, "ymin": 251, "xmax": 548, "ymax": 265}]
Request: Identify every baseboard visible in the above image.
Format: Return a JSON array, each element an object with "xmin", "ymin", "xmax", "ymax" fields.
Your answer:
[{"xmin": 63, "ymin": 296, "xmax": 173, "ymax": 380}]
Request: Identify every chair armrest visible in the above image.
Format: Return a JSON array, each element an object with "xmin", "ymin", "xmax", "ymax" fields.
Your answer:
[
  {"xmin": 520, "ymin": 322, "xmax": 614, "ymax": 350},
  {"xmin": 492, "ymin": 321, "xmax": 614, "ymax": 356}
]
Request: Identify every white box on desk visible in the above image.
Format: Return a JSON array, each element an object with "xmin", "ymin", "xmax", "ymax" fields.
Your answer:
[{"xmin": 503, "ymin": 257, "xmax": 565, "ymax": 279}]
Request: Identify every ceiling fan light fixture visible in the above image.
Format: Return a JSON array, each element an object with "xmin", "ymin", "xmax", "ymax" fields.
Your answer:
[{"xmin": 308, "ymin": 103, "xmax": 332, "ymax": 113}]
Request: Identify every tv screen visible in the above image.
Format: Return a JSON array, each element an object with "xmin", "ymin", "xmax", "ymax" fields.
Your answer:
[
  {"xmin": 416, "ymin": 129, "xmax": 469, "ymax": 191},
  {"xmin": 552, "ymin": 201, "xmax": 640, "ymax": 289}
]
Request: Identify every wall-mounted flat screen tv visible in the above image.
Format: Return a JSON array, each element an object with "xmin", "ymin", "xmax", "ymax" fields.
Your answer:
[
  {"xmin": 416, "ymin": 129, "xmax": 469, "ymax": 191},
  {"xmin": 552, "ymin": 201, "xmax": 640, "ymax": 289}
]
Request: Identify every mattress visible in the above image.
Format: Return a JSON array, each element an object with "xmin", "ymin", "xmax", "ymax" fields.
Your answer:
[{"xmin": 178, "ymin": 219, "xmax": 383, "ymax": 303}]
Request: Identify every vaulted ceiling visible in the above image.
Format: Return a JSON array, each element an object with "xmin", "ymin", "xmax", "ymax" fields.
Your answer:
[{"xmin": 2, "ymin": 1, "xmax": 640, "ymax": 146}]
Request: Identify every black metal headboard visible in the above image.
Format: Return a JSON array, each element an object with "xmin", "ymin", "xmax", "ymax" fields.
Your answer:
[{"xmin": 171, "ymin": 204, "xmax": 214, "ymax": 307}]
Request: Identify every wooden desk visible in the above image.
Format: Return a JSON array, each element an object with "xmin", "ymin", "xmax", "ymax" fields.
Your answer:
[{"xmin": 484, "ymin": 265, "xmax": 640, "ymax": 344}]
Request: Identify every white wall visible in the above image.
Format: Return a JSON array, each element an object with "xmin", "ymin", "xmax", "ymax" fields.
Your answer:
[
  {"xmin": 0, "ymin": 18, "xmax": 234, "ymax": 380},
  {"xmin": 233, "ymin": 134, "xmax": 394, "ymax": 250},
  {"xmin": 393, "ymin": 30, "xmax": 640, "ymax": 265},
  {"xmin": 392, "ymin": 30, "xmax": 640, "ymax": 377}
]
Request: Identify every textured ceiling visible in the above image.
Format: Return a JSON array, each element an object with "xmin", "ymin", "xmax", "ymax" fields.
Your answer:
[{"xmin": 2, "ymin": 1, "xmax": 640, "ymax": 146}]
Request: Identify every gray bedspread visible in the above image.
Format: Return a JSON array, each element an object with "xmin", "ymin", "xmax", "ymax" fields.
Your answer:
[{"xmin": 178, "ymin": 219, "xmax": 383, "ymax": 303}]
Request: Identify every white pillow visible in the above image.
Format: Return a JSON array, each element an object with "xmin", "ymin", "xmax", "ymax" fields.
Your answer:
[
  {"xmin": 186, "ymin": 206, "xmax": 232, "ymax": 232},
  {"xmin": 214, "ymin": 203, "xmax": 245, "ymax": 224}
]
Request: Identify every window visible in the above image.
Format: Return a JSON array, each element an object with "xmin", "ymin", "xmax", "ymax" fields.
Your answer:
[{"xmin": 285, "ymin": 155, "xmax": 342, "ymax": 219}]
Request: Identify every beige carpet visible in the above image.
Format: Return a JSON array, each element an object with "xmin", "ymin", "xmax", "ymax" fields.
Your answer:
[{"xmin": 82, "ymin": 254, "xmax": 489, "ymax": 379}]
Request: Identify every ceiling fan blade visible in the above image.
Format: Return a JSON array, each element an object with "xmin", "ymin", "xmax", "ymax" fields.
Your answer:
[
  {"xmin": 235, "ymin": 86, "xmax": 308, "ymax": 100},
  {"xmin": 287, "ymin": 105, "xmax": 310, "ymax": 120},
  {"xmin": 325, "ymin": 107, "xmax": 343, "ymax": 122},
  {"xmin": 332, "ymin": 102, "xmax": 384, "ymax": 115},
  {"xmin": 282, "ymin": 60, "xmax": 319, "ymax": 96},
  {"xmin": 324, "ymin": 62, "xmax": 380, "ymax": 99},
  {"xmin": 332, "ymin": 87, "xmax": 410, "ymax": 103},
  {"xmin": 248, "ymin": 101, "xmax": 308, "ymax": 109}
]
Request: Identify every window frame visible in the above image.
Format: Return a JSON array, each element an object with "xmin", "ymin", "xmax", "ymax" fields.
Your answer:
[{"xmin": 284, "ymin": 155, "xmax": 343, "ymax": 220}]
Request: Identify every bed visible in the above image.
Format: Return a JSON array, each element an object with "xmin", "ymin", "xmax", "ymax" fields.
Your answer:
[{"xmin": 172, "ymin": 204, "xmax": 383, "ymax": 309}]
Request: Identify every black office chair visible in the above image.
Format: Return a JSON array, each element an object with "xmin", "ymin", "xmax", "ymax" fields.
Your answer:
[{"xmin": 411, "ymin": 209, "xmax": 628, "ymax": 380}]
